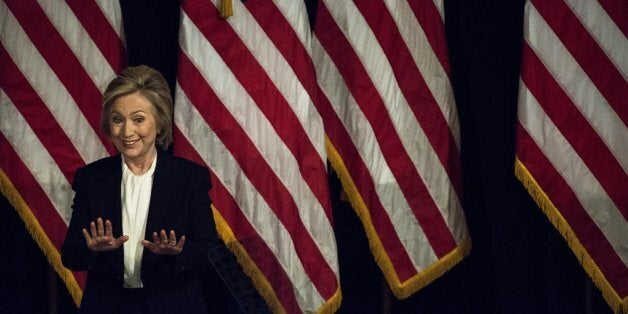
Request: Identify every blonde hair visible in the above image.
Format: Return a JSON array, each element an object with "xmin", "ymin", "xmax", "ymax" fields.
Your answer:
[{"xmin": 100, "ymin": 65, "xmax": 173, "ymax": 149}]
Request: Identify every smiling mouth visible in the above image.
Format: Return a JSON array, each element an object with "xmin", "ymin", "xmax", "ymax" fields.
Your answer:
[{"xmin": 121, "ymin": 139, "xmax": 140, "ymax": 146}]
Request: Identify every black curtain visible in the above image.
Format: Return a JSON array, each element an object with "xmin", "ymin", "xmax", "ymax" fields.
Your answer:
[{"xmin": 0, "ymin": 0, "xmax": 613, "ymax": 313}]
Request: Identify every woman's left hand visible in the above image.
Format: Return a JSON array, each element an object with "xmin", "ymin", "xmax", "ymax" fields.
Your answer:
[{"xmin": 141, "ymin": 229, "xmax": 186, "ymax": 255}]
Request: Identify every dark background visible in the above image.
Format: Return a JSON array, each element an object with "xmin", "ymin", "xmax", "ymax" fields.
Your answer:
[{"xmin": 0, "ymin": 0, "xmax": 614, "ymax": 313}]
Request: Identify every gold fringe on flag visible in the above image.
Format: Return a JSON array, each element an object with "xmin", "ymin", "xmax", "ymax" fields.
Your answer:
[
  {"xmin": 0, "ymin": 169, "xmax": 83, "ymax": 306},
  {"xmin": 212, "ymin": 206, "xmax": 342, "ymax": 314},
  {"xmin": 220, "ymin": 0, "xmax": 233, "ymax": 18},
  {"xmin": 515, "ymin": 157, "xmax": 627, "ymax": 313},
  {"xmin": 325, "ymin": 136, "xmax": 472, "ymax": 299}
]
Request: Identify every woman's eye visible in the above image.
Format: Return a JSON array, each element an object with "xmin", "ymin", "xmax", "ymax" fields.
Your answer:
[
  {"xmin": 112, "ymin": 117, "xmax": 122, "ymax": 124},
  {"xmin": 134, "ymin": 117, "xmax": 144, "ymax": 123}
]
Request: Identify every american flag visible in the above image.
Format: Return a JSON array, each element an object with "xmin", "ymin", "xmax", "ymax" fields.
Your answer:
[
  {"xmin": 174, "ymin": 0, "xmax": 341, "ymax": 313},
  {"xmin": 515, "ymin": 0, "xmax": 627, "ymax": 312},
  {"xmin": 312, "ymin": 0, "xmax": 471, "ymax": 298},
  {"xmin": 0, "ymin": 0, "xmax": 125, "ymax": 306}
]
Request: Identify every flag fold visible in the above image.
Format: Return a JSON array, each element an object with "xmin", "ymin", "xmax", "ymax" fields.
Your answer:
[
  {"xmin": 515, "ymin": 0, "xmax": 628, "ymax": 312},
  {"xmin": 0, "ymin": 0, "xmax": 125, "ymax": 306},
  {"xmin": 174, "ymin": 0, "xmax": 341, "ymax": 313},
  {"xmin": 312, "ymin": 0, "xmax": 471, "ymax": 299}
]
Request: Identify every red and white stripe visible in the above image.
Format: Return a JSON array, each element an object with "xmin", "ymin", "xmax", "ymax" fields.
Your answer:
[
  {"xmin": 0, "ymin": 0, "xmax": 125, "ymax": 305},
  {"xmin": 312, "ymin": 0, "xmax": 470, "ymax": 298},
  {"xmin": 515, "ymin": 0, "xmax": 627, "ymax": 311},
  {"xmin": 174, "ymin": 0, "xmax": 340, "ymax": 313}
]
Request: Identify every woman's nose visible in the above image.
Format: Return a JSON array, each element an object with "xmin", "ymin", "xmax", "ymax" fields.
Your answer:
[{"xmin": 122, "ymin": 123, "xmax": 135, "ymax": 137}]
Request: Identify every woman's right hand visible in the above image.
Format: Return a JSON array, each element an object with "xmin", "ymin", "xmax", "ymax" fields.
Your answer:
[{"xmin": 82, "ymin": 217, "xmax": 129, "ymax": 251}]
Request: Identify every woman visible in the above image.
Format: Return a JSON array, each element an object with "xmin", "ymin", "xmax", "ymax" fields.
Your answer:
[{"xmin": 61, "ymin": 65, "xmax": 218, "ymax": 314}]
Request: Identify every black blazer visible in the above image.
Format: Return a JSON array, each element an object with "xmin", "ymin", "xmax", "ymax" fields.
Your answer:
[{"xmin": 61, "ymin": 149, "xmax": 218, "ymax": 314}]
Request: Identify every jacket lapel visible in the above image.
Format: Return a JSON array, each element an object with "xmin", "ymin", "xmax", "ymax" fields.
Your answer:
[
  {"xmin": 142, "ymin": 150, "xmax": 173, "ymax": 266},
  {"xmin": 145, "ymin": 150, "xmax": 170, "ymax": 239}
]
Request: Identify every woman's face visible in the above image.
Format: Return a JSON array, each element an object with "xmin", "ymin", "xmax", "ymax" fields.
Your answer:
[{"xmin": 108, "ymin": 92, "xmax": 158, "ymax": 163}]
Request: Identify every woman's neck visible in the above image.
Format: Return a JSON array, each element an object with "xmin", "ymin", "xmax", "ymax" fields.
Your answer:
[{"xmin": 123, "ymin": 148, "xmax": 157, "ymax": 175}]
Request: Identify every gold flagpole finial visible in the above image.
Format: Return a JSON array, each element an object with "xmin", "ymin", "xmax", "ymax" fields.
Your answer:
[{"xmin": 220, "ymin": 0, "xmax": 233, "ymax": 18}]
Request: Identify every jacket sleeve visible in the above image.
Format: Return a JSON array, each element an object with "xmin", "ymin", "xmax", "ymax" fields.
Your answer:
[
  {"xmin": 60, "ymin": 167, "xmax": 117, "ymax": 272},
  {"xmin": 61, "ymin": 167, "xmax": 92, "ymax": 270},
  {"xmin": 185, "ymin": 165, "xmax": 219, "ymax": 256}
]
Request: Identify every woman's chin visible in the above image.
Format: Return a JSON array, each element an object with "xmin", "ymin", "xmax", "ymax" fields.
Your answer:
[
  {"xmin": 119, "ymin": 146, "xmax": 155, "ymax": 162},
  {"xmin": 119, "ymin": 147, "xmax": 141, "ymax": 159}
]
